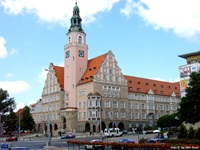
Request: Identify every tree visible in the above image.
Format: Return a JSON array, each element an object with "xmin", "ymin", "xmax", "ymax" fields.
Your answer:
[
  {"xmin": 194, "ymin": 127, "xmax": 200, "ymax": 139},
  {"xmin": 177, "ymin": 124, "xmax": 187, "ymax": 139},
  {"xmin": 20, "ymin": 106, "xmax": 35, "ymax": 131},
  {"xmin": 157, "ymin": 113, "xmax": 180, "ymax": 128},
  {"xmin": 3, "ymin": 108, "xmax": 18, "ymax": 133},
  {"xmin": 0, "ymin": 88, "xmax": 16, "ymax": 115},
  {"xmin": 178, "ymin": 71, "xmax": 200, "ymax": 124}
]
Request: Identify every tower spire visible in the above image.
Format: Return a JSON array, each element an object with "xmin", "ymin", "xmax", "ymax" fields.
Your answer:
[{"xmin": 68, "ymin": 1, "xmax": 84, "ymax": 33}]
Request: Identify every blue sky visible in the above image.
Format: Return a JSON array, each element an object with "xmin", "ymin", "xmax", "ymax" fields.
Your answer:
[{"xmin": 1, "ymin": 0, "xmax": 200, "ymax": 111}]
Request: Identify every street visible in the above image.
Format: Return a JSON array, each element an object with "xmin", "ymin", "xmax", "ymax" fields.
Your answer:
[{"xmin": 0, "ymin": 132, "xmax": 157, "ymax": 150}]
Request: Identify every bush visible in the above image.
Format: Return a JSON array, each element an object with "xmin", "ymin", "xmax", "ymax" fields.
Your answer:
[
  {"xmin": 194, "ymin": 127, "xmax": 200, "ymax": 139},
  {"xmin": 187, "ymin": 126, "xmax": 195, "ymax": 139},
  {"xmin": 177, "ymin": 124, "xmax": 187, "ymax": 139}
]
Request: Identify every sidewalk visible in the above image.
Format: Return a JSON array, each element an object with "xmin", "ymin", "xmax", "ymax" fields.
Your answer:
[{"xmin": 44, "ymin": 146, "xmax": 68, "ymax": 150}]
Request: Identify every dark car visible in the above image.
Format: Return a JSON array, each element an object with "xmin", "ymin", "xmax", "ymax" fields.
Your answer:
[
  {"xmin": 61, "ymin": 132, "xmax": 75, "ymax": 139},
  {"xmin": 112, "ymin": 138, "xmax": 135, "ymax": 150},
  {"xmin": 1, "ymin": 143, "xmax": 12, "ymax": 150},
  {"xmin": 6, "ymin": 136, "xmax": 18, "ymax": 142},
  {"xmin": 85, "ymin": 139, "xmax": 105, "ymax": 150},
  {"xmin": 122, "ymin": 130, "xmax": 128, "ymax": 134},
  {"xmin": 145, "ymin": 138, "xmax": 165, "ymax": 144}
]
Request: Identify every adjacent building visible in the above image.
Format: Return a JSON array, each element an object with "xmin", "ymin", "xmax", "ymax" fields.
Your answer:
[{"xmin": 31, "ymin": 2, "xmax": 181, "ymax": 134}]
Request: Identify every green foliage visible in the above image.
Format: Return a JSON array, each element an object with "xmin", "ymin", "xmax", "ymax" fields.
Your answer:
[
  {"xmin": 178, "ymin": 71, "xmax": 200, "ymax": 124},
  {"xmin": 157, "ymin": 113, "xmax": 179, "ymax": 128},
  {"xmin": 178, "ymin": 124, "xmax": 188, "ymax": 139},
  {"xmin": 3, "ymin": 108, "xmax": 18, "ymax": 132},
  {"xmin": 194, "ymin": 127, "xmax": 200, "ymax": 140},
  {"xmin": 20, "ymin": 106, "xmax": 35, "ymax": 131},
  {"xmin": 187, "ymin": 126, "xmax": 195, "ymax": 139},
  {"xmin": 0, "ymin": 88, "xmax": 16, "ymax": 115}
]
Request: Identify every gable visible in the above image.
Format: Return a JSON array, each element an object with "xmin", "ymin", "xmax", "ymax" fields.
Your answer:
[{"xmin": 78, "ymin": 53, "xmax": 107, "ymax": 84}]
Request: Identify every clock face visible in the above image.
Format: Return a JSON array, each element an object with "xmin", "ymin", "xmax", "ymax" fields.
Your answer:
[
  {"xmin": 66, "ymin": 51, "xmax": 70, "ymax": 58},
  {"xmin": 78, "ymin": 50, "xmax": 84, "ymax": 57}
]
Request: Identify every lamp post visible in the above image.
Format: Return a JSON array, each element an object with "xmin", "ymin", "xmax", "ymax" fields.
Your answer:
[
  {"xmin": 45, "ymin": 69, "xmax": 51, "ymax": 146},
  {"xmin": 18, "ymin": 115, "xmax": 20, "ymax": 141}
]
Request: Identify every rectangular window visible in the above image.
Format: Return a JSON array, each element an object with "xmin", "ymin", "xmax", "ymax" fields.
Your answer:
[
  {"xmin": 113, "ymin": 101, "xmax": 118, "ymax": 108},
  {"xmin": 78, "ymin": 112, "xmax": 81, "ymax": 119},
  {"xmin": 141, "ymin": 104, "xmax": 145, "ymax": 109},
  {"xmin": 83, "ymin": 101, "xmax": 86, "ymax": 108},
  {"xmin": 155, "ymin": 104, "xmax": 157, "ymax": 110},
  {"xmin": 160, "ymin": 105, "xmax": 163, "ymax": 110},
  {"xmin": 128, "ymin": 112, "xmax": 132, "ymax": 119},
  {"xmin": 134, "ymin": 112, "xmax": 139, "ymax": 119},
  {"xmin": 120, "ymin": 102, "xmax": 125, "ymax": 108},
  {"xmin": 103, "ymin": 74, "xmax": 106, "ymax": 80},
  {"xmin": 128, "ymin": 103, "xmax": 131, "ymax": 109},
  {"xmin": 104, "ymin": 101, "xmax": 110, "ymax": 108},
  {"xmin": 120, "ymin": 112, "xmax": 125, "ymax": 118},
  {"xmin": 78, "ymin": 102, "xmax": 81, "ymax": 109},
  {"xmin": 83, "ymin": 112, "xmax": 86, "ymax": 119},
  {"xmin": 105, "ymin": 111, "xmax": 110, "ymax": 118},
  {"xmin": 113, "ymin": 111, "xmax": 118, "ymax": 119},
  {"xmin": 142, "ymin": 113, "xmax": 146, "ymax": 119},
  {"xmin": 134, "ymin": 103, "xmax": 138, "ymax": 109}
]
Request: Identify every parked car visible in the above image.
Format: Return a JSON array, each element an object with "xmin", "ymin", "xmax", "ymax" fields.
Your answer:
[
  {"xmin": 122, "ymin": 130, "xmax": 128, "ymax": 134},
  {"xmin": 61, "ymin": 132, "xmax": 75, "ymax": 139},
  {"xmin": 85, "ymin": 139, "xmax": 105, "ymax": 150},
  {"xmin": 112, "ymin": 138, "xmax": 135, "ymax": 150},
  {"xmin": 0, "ymin": 143, "xmax": 12, "ymax": 150},
  {"xmin": 6, "ymin": 136, "xmax": 18, "ymax": 142},
  {"xmin": 145, "ymin": 138, "xmax": 165, "ymax": 144},
  {"xmin": 11, "ymin": 147, "xmax": 28, "ymax": 150}
]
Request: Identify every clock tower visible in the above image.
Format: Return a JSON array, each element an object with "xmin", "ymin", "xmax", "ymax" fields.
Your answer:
[{"xmin": 64, "ymin": 2, "xmax": 88, "ymax": 108}]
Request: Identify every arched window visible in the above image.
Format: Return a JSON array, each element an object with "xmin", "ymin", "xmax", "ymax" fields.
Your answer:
[
  {"xmin": 78, "ymin": 36, "xmax": 82, "ymax": 43},
  {"xmin": 68, "ymin": 37, "xmax": 71, "ymax": 43}
]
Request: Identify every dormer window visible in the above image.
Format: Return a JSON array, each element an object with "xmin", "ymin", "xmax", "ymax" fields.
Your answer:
[
  {"xmin": 89, "ymin": 68, "xmax": 92, "ymax": 71},
  {"xmin": 168, "ymin": 86, "xmax": 171, "ymax": 89},
  {"xmin": 137, "ymin": 82, "xmax": 140, "ymax": 85},
  {"xmin": 146, "ymin": 83, "xmax": 149, "ymax": 86},
  {"xmin": 90, "ymin": 76, "xmax": 94, "ymax": 79},
  {"xmin": 153, "ymin": 84, "xmax": 156, "ymax": 87},
  {"xmin": 94, "ymin": 67, "xmax": 96, "ymax": 70},
  {"xmin": 161, "ymin": 85, "xmax": 164, "ymax": 88},
  {"xmin": 137, "ymin": 88, "xmax": 140, "ymax": 91},
  {"xmin": 154, "ymin": 90, "xmax": 157, "ymax": 93},
  {"xmin": 175, "ymin": 87, "xmax": 177, "ymax": 90},
  {"xmin": 85, "ymin": 77, "xmax": 89, "ymax": 80},
  {"xmin": 129, "ymin": 87, "xmax": 132, "ymax": 90},
  {"xmin": 161, "ymin": 91, "xmax": 164, "ymax": 94},
  {"xmin": 129, "ymin": 80, "xmax": 132, "ymax": 83}
]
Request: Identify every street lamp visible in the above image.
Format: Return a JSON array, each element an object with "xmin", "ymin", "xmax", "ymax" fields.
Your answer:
[{"xmin": 45, "ymin": 69, "xmax": 51, "ymax": 146}]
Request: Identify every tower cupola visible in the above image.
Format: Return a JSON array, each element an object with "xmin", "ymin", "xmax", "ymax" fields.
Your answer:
[{"xmin": 68, "ymin": 2, "xmax": 84, "ymax": 33}]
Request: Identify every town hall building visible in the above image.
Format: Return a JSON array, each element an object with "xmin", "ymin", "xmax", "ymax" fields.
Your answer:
[{"xmin": 31, "ymin": 2, "xmax": 181, "ymax": 134}]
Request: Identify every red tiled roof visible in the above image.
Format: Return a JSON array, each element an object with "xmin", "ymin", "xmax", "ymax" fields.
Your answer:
[
  {"xmin": 124, "ymin": 75, "xmax": 180, "ymax": 97},
  {"xmin": 54, "ymin": 66, "xmax": 64, "ymax": 91},
  {"xmin": 16, "ymin": 109, "xmax": 23, "ymax": 116},
  {"xmin": 78, "ymin": 53, "xmax": 107, "ymax": 84}
]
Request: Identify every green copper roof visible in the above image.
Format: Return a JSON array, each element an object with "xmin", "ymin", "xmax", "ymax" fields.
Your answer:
[{"xmin": 68, "ymin": 2, "xmax": 84, "ymax": 33}]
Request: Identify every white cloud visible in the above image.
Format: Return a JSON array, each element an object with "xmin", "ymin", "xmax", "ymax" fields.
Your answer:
[
  {"xmin": 121, "ymin": 0, "xmax": 200, "ymax": 38},
  {"xmin": 9, "ymin": 48, "xmax": 18, "ymax": 55},
  {"xmin": 1, "ymin": 0, "xmax": 119, "ymax": 26},
  {"xmin": 0, "ymin": 36, "xmax": 8, "ymax": 58},
  {"xmin": 0, "ymin": 80, "xmax": 30, "ymax": 95},
  {"xmin": 38, "ymin": 68, "xmax": 48, "ymax": 83},
  {"xmin": 5, "ymin": 73, "xmax": 14, "ymax": 77}
]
